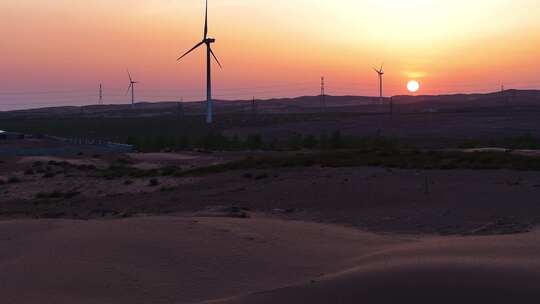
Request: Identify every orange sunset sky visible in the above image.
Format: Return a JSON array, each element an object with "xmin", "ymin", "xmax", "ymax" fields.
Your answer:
[{"xmin": 1, "ymin": 0, "xmax": 540, "ymax": 110}]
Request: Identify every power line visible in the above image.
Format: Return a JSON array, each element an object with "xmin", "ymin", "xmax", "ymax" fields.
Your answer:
[{"xmin": 0, "ymin": 89, "xmax": 96, "ymax": 96}]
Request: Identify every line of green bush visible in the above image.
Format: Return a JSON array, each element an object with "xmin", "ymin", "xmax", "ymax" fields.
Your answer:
[
  {"xmin": 180, "ymin": 149, "xmax": 540, "ymax": 176},
  {"xmin": 458, "ymin": 134, "xmax": 540, "ymax": 150},
  {"xmin": 125, "ymin": 131, "xmax": 405, "ymax": 152},
  {"xmin": 95, "ymin": 148, "xmax": 540, "ymax": 181}
]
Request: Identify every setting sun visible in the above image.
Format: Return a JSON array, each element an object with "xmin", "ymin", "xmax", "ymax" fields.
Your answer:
[{"xmin": 407, "ymin": 80, "xmax": 420, "ymax": 93}]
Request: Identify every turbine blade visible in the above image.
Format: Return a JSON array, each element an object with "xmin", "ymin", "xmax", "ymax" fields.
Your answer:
[
  {"xmin": 127, "ymin": 70, "xmax": 133, "ymax": 82},
  {"xmin": 209, "ymin": 47, "xmax": 222, "ymax": 69},
  {"xmin": 373, "ymin": 67, "xmax": 379, "ymax": 73},
  {"xmin": 126, "ymin": 84, "xmax": 132, "ymax": 95},
  {"xmin": 204, "ymin": 0, "xmax": 208, "ymax": 39},
  {"xmin": 177, "ymin": 41, "xmax": 205, "ymax": 61}
]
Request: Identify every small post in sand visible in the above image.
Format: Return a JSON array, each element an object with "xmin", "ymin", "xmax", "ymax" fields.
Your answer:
[{"xmin": 424, "ymin": 175, "xmax": 430, "ymax": 195}]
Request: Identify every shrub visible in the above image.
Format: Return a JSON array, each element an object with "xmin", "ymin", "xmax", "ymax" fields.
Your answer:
[
  {"xmin": 302, "ymin": 135, "xmax": 318, "ymax": 149},
  {"xmin": 43, "ymin": 172, "xmax": 56, "ymax": 178},
  {"xmin": 115, "ymin": 158, "xmax": 133, "ymax": 165},
  {"xmin": 160, "ymin": 186, "xmax": 177, "ymax": 192},
  {"xmin": 255, "ymin": 173, "xmax": 269, "ymax": 180},
  {"xmin": 247, "ymin": 134, "xmax": 263, "ymax": 150},
  {"xmin": 331, "ymin": 131, "xmax": 343, "ymax": 149},
  {"xmin": 35, "ymin": 191, "xmax": 80, "ymax": 200},
  {"xmin": 7, "ymin": 176, "xmax": 20, "ymax": 184}
]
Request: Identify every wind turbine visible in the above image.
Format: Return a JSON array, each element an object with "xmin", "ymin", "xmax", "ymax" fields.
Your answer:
[
  {"xmin": 373, "ymin": 64, "xmax": 384, "ymax": 104},
  {"xmin": 177, "ymin": 0, "xmax": 222, "ymax": 124},
  {"xmin": 99, "ymin": 83, "xmax": 103, "ymax": 105},
  {"xmin": 126, "ymin": 70, "xmax": 138, "ymax": 107}
]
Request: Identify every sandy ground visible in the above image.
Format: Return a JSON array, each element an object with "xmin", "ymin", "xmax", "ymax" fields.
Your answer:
[
  {"xmin": 0, "ymin": 216, "xmax": 539, "ymax": 304},
  {"xmin": 0, "ymin": 216, "xmax": 403, "ymax": 304},
  {"xmin": 219, "ymin": 230, "xmax": 540, "ymax": 304},
  {"xmin": 0, "ymin": 152, "xmax": 228, "ymax": 201},
  {"xmin": 2, "ymin": 151, "xmax": 540, "ymax": 303},
  {"xmin": 3, "ymin": 159, "xmax": 540, "ymax": 234},
  {"xmin": 127, "ymin": 152, "xmax": 232, "ymax": 170},
  {"xmin": 16, "ymin": 156, "xmax": 108, "ymax": 168},
  {"xmin": 451, "ymin": 148, "xmax": 540, "ymax": 158}
]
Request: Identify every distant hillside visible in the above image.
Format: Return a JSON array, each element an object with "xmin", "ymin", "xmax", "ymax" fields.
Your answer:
[{"xmin": 1, "ymin": 89, "xmax": 539, "ymax": 119}]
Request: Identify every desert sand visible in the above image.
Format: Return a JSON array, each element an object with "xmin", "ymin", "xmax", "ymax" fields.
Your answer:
[
  {"xmin": 2, "ymin": 137, "xmax": 540, "ymax": 303},
  {"xmin": 0, "ymin": 216, "xmax": 402, "ymax": 304},
  {"xmin": 217, "ymin": 231, "xmax": 540, "ymax": 304},
  {"xmin": 1, "ymin": 216, "xmax": 539, "ymax": 304}
]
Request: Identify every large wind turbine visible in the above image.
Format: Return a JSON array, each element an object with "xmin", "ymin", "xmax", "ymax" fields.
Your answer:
[
  {"xmin": 177, "ymin": 0, "xmax": 222, "ymax": 124},
  {"xmin": 126, "ymin": 70, "xmax": 138, "ymax": 107},
  {"xmin": 373, "ymin": 64, "xmax": 384, "ymax": 104}
]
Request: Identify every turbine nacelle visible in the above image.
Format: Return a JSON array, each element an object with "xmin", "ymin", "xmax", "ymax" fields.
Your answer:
[
  {"xmin": 373, "ymin": 63, "xmax": 384, "ymax": 76},
  {"xmin": 373, "ymin": 63, "xmax": 385, "ymax": 102},
  {"xmin": 126, "ymin": 70, "xmax": 138, "ymax": 95},
  {"xmin": 205, "ymin": 38, "xmax": 216, "ymax": 44}
]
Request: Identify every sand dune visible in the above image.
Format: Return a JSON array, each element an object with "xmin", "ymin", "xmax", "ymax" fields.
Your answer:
[
  {"xmin": 0, "ymin": 216, "xmax": 402, "ymax": 304},
  {"xmin": 1, "ymin": 216, "xmax": 539, "ymax": 304},
  {"xmin": 220, "ymin": 261, "xmax": 540, "ymax": 304},
  {"xmin": 218, "ymin": 232, "xmax": 540, "ymax": 304}
]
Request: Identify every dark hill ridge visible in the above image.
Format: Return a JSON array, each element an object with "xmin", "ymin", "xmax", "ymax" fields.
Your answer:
[{"xmin": 1, "ymin": 89, "xmax": 539, "ymax": 118}]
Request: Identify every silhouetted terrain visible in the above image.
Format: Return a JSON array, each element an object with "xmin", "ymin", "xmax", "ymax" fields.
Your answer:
[
  {"xmin": 2, "ymin": 90, "xmax": 540, "ymax": 152},
  {"xmin": 1, "ymin": 89, "xmax": 539, "ymax": 118}
]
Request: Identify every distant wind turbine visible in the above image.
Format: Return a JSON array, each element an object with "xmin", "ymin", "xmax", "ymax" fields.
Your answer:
[
  {"xmin": 126, "ymin": 70, "xmax": 138, "ymax": 107},
  {"xmin": 177, "ymin": 0, "xmax": 222, "ymax": 124},
  {"xmin": 373, "ymin": 64, "xmax": 384, "ymax": 104},
  {"xmin": 99, "ymin": 83, "xmax": 103, "ymax": 105}
]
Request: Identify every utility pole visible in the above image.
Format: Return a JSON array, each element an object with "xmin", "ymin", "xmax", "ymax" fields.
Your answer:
[
  {"xmin": 177, "ymin": 98, "xmax": 184, "ymax": 120},
  {"xmin": 501, "ymin": 84, "xmax": 505, "ymax": 105},
  {"xmin": 510, "ymin": 89, "xmax": 516, "ymax": 109},
  {"xmin": 251, "ymin": 96, "xmax": 257, "ymax": 118},
  {"xmin": 99, "ymin": 84, "xmax": 103, "ymax": 105},
  {"xmin": 320, "ymin": 76, "xmax": 326, "ymax": 112}
]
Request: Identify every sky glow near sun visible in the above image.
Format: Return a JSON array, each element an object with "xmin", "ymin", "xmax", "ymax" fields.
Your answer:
[{"xmin": 1, "ymin": 0, "xmax": 540, "ymax": 109}]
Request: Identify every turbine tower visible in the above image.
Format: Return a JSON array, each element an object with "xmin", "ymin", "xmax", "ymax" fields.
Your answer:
[
  {"xmin": 373, "ymin": 64, "xmax": 384, "ymax": 104},
  {"xmin": 177, "ymin": 0, "xmax": 222, "ymax": 124},
  {"xmin": 126, "ymin": 70, "xmax": 137, "ymax": 107}
]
